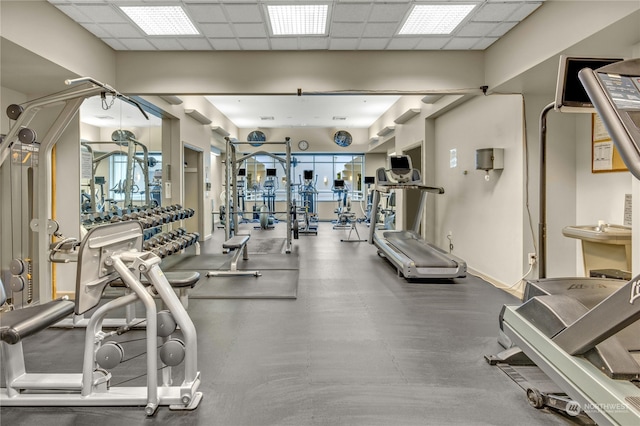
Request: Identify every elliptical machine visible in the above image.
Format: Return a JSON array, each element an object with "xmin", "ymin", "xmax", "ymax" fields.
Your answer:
[
  {"xmin": 257, "ymin": 168, "xmax": 278, "ymax": 230},
  {"xmin": 297, "ymin": 170, "xmax": 319, "ymax": 235}
]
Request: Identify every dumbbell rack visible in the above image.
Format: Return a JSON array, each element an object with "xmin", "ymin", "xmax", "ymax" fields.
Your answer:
[{"xmin": 81, "ymin": 204, "xmax": 200, "ymax": 259}]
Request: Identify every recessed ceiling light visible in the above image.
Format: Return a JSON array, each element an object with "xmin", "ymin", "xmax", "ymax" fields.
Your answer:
[
  {"xmin": 120, "ymin": 6, "xmax": 199, "ymax": 36},
  {"xmin": 267, "ymin": 4, "xmax": 328, "ymax": 35},
  {"xmin": 399, "ymin": 4, "xmax": 476, "ymax": 35}
]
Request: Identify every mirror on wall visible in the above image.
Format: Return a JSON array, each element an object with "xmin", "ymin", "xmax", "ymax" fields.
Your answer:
[{"xmin": 79, "ymin": 95, "xmax": 162, "ymax": 224}]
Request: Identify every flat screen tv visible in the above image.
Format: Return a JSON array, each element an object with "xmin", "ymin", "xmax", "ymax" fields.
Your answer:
[
  {"xmin": 266, "ymin": 168, "xmax": 277, "ymax": 177},
  {"xmin": 555, "ymin": 55, "xmax": 622, "ymax": 112}
]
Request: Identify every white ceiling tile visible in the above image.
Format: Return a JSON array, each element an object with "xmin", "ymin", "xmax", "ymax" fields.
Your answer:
[
  {"xmin": 234, "ymin": 23, "xmax": 267, "ymax": 38},
  {"xmin": 179, "ymin": 38, "xmax": 213, "ymax": 50},
  {"xmin": 209, "ymin": 38, "xmax": 242, "ymax": 50},
  {"xmin": 415, "ymin": 37, "xmax": 449, "ymax": 50},
  {"xmin": 101, "ymin": 38, "xmax": 128, "ymax": 51},
  {"xmin": 473, "ymin": 37, "xmax": 499, "ymax": 50},
  {"xmin": 299, "ymin": 37, "xmax": 329, "ymax": 50},
  {"xmin": 473, "ymin": 3, "xmax": 521, "ymax": 22},
  {"xmin": 101, "ymin": 23, "xmax": 145, "ymax": 38},
  {"xmin": 55, "ymin": 5, "xmax": 92, "ymax": 22},
  {"xmin": 358, "ymin": 38, "xmax": 389, "ymax": 50},
  {"xmin": 329, "ymin": 38, "xmax": 360, "ymax": 50},
  {"xmin": 185, "ymin": 4, "xmax": 226, "ymax": 23},
  {"xmin": 457, "ymin": 22, "xmax": 498, "ymax": 37},
  {"xmin": 333, "ymin": 4, "xmax": 372, "ymax": 22},
  {"xmin": 509, "ymin": 3, "xmax": 544, "ymax": 21},
  {"xmin": 118, "ymin": 38, "xmax": 157, "ymax": 50},
  {"xmin": 239, "ymin": 38, "xmax": 270, "ymax": 50},
  {"xmin": 270, "ymin": 38, "xmax": 299, "ymax": 50},
  {"xmin": 331, "ymin": 22, "xmax": 365, "ymax": 38},
  {"xmin": 368, "ymin": 3, "xmax": 410, "ymax": 23},
  {"xmin": 74, "ymin": 5, "xmax": 128, "ymax": 23},
  {"xmin": 149, "ymin": 38, "xmax": 185, "ymax": 50},
  {"xmin": 489, "ymin": 21, "xmax": 518, "ymax": 37},
  {"xmin": 79, "ymin": 23, "xmax": 112, "ymax": 39},
  {"xmin": 445, "ymin": 37, "xmax": 482, "ymax": 50},
  {"xmin": 386, "ymin": 37, "xmax": 419, "ymax": 50},
  {"xmin": 362, "ymin": 22, "xmax": 398, "ymax": 38},
  {"xmin": 200, "ymin": 23, "xmax": 235, "ymax": 38},
  {"xmin": 224, "ymin": 4, "xmax": 264, "ymax": 23}
]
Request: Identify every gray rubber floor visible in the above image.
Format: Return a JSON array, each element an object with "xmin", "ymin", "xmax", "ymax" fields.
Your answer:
[{"xmin": 0, "ymin": 223, "xmax": 578, "ymax": 425}]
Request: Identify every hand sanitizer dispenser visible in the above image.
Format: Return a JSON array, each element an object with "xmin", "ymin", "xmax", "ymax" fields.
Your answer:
[{"xmin": 476, "ymin": 148, "xmax": 504, "ymax": 180}]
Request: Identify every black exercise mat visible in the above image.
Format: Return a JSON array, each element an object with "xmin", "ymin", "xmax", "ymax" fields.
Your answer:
[
  {"xmin": 163, "ymin": 253, "xmax": 229, "ymax": 271},
  {"xmin": 239, "ymin": 253, "xmax": 299, "ymax": 270},
  {"xmin": 189, "ymin": 269, "xmax": 298, "ymax": 299},
  {"xmin": 247, "ymin": 238, "xmax": 286, "ymax": 254}
]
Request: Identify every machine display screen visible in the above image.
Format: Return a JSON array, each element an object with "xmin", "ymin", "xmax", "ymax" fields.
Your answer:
[
  {"xmin": 266, "ymin": 168, "xmax": 277, "ymax": 177},
  {"xmin": 303, "ymin": 170, "xmax": 313, "ymax": 180},
  {"xmin": 238, "ymin": 168, "xmax": 246, "ymax": 176},
  {"xmin": 334, "ymin": 179, "xmax": 345, "ymax": 188},
  {"xmin": 556, "ymin": 56, "xmax": 622, "ymax": 109},
  {"xmin": 390, "ymin": 156, "xmax": 410, "ymax": 171}
]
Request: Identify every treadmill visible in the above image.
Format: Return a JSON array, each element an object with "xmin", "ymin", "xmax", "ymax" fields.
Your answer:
[
  {"xmin": 367, "ymin": 155, "xmax": 466, "ymax": 279},
  {"xmin": 488, "ymin": 59, "xmax": 640, "ymax": 425}
]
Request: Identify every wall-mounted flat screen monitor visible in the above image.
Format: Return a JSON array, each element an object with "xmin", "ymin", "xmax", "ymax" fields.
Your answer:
[
  {"xmin": 555, "ymin": 55, "xmax": 622, "ymax": 112},
  {"xmin": 266, "ymin": 168, "xmax": 277, "ymax": 177},
  {"xmin": 364, "ymin": 176, "xmax": 375, "ymax": 184},
  {"xmin": 238, "ymin": 168, "xmax": 246, "ymax": 176},
  {"xmin": 303, "ymin": 170, "xmax": 313, "ymax": 180}
]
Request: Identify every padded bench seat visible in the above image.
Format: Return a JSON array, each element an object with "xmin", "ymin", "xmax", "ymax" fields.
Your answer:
[
  {"xmin": 0, "ymin": 299, "xmax": 75, "ymax": 344},
  {"xmin": 222, "ymin": 235, "xmax": 250, "ymax": 250}
]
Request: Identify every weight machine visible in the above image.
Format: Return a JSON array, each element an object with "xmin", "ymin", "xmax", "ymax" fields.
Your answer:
[
  {"xmin": 223, "ymin": 137, "xmax": 295, "ymax": 253},
  {"xmin": 0, "ymin": 221, "xmax": 202, "ymax": 414},
  {"xmin": 0, "ymin": 77, "xmax": 148, "ymax": 307}
]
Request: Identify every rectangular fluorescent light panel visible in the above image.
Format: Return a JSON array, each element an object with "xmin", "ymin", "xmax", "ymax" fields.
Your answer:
[
  {"xmin": 399, "ymin": 4, "xmax": 476, "ymax": 35},
  {"xmin": 267, "ymin": 5, "xmax": 328, "ymax": 35},
  {"xmin": 120, "ymin": 6, "xmax": 199, "ymax": 36}
]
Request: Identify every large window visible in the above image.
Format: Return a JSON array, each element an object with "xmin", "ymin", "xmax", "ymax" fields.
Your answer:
[{"xmin": 239, "ymin": 153, "xmax": 364, "ymax": 203}]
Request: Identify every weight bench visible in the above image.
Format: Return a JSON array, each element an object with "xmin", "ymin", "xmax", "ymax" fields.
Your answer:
[{"xmin": 206, "ymin": 234, "xmax": 261, "ymax": 277}]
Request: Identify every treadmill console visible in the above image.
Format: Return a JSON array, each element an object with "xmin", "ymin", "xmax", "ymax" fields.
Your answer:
[
  {"xmin": 579, "ymin": 58, "xmax": 640, "ymax": 179},
  {"xmin": 389, "ymin": 155, "xmax": 412, "ymax": 183}
]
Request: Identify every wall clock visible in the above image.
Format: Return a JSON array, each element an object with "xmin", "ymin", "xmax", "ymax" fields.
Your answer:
[{"xmin": 298, "ymin": 140, "xmax": 309, "ymax": 151}]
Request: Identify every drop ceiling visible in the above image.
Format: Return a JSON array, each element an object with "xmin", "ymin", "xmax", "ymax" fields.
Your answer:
[
  {"xmin": 48, "ymin": 0, "xmax": 544, "ymax": 51},
  {"xmin": 44, "ymin": 1, "xmax": 546, "ymax": 130}
]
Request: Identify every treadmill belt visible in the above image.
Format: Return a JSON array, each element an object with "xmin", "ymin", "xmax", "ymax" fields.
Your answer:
[{"xmin": 383, "ymin": 230, "xmax": 457, "ymax": 268}]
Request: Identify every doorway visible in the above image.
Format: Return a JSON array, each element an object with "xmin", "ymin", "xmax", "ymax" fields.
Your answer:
[{"xmin": 183, "ymin": 144, "xmax": 204, "ymax": 236}]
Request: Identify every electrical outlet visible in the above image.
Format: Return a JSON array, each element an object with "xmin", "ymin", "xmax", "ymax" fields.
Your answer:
[{"xmin": 528, "ymin": 253, "xmax": 537, "ymax": 265}]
